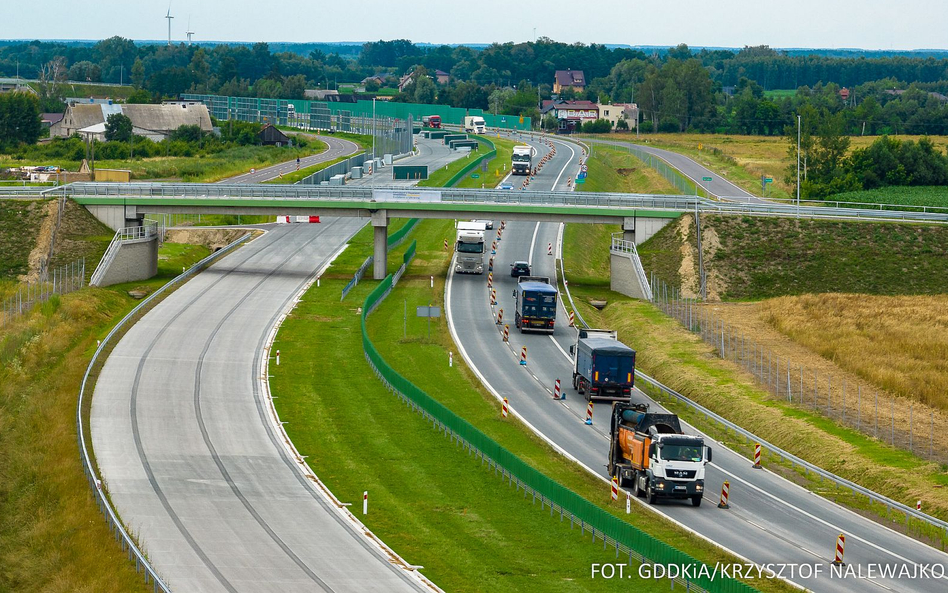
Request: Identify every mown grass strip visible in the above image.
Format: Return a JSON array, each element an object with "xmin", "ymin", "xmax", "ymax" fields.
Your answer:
[{"xmin": 0, "ymin": 239, "xmax": 214, "ymax": 592}]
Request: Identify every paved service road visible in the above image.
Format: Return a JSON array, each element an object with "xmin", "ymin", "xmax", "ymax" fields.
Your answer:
[
  {"xmin": 446, "ymin": 134, "xmax": 948, "ymax": 592},
  {"xmin": 583, "ymin": 137, "xmax": 765, "ymax": 203},
  {"xmin": 224, "ymin": 134, "xmax": 360, "ymax": 183}
]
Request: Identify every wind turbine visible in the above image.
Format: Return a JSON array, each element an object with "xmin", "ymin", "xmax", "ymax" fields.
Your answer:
[
  {"xmin": 186, "ymin": 16, "xmax": 194, "ymax": 45},
  {"xmin": 165, "ymin": 6, "xmax": 174, "ymax": 46}
]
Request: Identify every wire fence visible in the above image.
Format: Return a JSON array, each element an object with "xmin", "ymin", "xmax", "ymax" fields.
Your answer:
[
  {"xmin": 359, "ymin": 276, "xmax": 755, "ymax": 593},
  {"xmin": 649, "ymin": 275, "xmax": 948, "ymax": 466},
  {"xmin": 1, "ymin": 257, "xmax": 87, "ymax": 328}
]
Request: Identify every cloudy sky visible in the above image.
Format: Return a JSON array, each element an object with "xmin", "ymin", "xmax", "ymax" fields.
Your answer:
[{"xmin": 5, "ymin": 0, "xmax": 946, "ymax": 50}]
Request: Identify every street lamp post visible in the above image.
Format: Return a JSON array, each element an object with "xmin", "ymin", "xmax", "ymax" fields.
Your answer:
[{"xmin": 796, "ymin": 114, "xmax": 801, "ymax": 208}]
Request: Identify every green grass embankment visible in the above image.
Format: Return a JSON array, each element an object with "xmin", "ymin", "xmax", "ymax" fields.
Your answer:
[
  {"xmin": 0, "ymin": 238, "xmax": 215, "ymax": 593},
  {"xmin": 419, "ymin": 135, "xmax": 516, "ymax": 188},
  {"xmin": 271, "ymin": 217, "xmax": 791, "ymax": 592}
]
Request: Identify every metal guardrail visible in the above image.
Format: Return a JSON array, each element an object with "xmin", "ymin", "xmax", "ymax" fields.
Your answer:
[
  {"xmin": 559, "ymin": 238, "xmax": 948, "ymax": 540},
  {"xmin": 77, "ymin": 232, "xmax": 252, "ymax": 593},
  {"xmin": 609, "ymin": 233, "xmax": 652, "ymax": 301}
]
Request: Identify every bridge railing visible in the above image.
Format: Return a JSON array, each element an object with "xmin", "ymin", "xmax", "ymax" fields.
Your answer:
[{"xmin": 56, "ymin": 182, "xmax": 948, "ymax": 225}]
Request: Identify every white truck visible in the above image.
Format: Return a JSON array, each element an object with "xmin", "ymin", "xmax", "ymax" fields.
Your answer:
[
  {"xmin": 455, "ymin": 221, "xmax": 486, "ymax": 274},
  {"xmin": 511, "ymin": 145, "xmax": 533, "ymax": 175},
  {"xmin": 464, "ymin": 115, "xmax": 487, "ymax": 134}
]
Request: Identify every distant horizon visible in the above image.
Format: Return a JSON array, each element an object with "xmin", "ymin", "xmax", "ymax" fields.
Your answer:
[{"xmin": 1, "ymin": 38, "xmax": 947, "ymax": 53}]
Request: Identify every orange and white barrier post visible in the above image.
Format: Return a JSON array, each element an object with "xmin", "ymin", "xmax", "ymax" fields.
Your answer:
[
  {"xmin": 520, "ymin": 346, "xmax": 527, "ymax": 366},
  {"xmin": 553, "ymin": 378, "xmax": 562, "ymax": 400},
  {"xmin": 491, "ymin": 241, "xmax": 497, "ymax": 255},
  {"xmin": 316, "ymin": 275, "xmax": 320, "ymax": 287},
  {"xmin": 487, "ymin": 272, "xmax": 493, "ymax": 288},
  {"xmin": 567, "ymin": 177, "xmax": 572, "ymax": 186},
  {"xmin": 444, "ymin": 239, "xmax": 448, "ymax": 250},
  {"xmin": 503, "ymin": 324, "xmax": 509, "ymax": 342},
  {"xmin": 753, "ymin": 443, "xmax": 762, "ymax": 469},
  {"xmin": 488, "ymin": 257, "xmax": 494, "ymax": 272},
  {"xmin": 502, "ymin": 397, "xmax": 509, "ymax": 418},
  {"xmin": 491, "ymin": 289, "xmax": 497, "ymax": 305},
  {"xmin": 718, "ymin": 481, "xmax": 730, "ymax": 509},
  {"xmin": 626, "ymin": 491, "xmax": 631, "ymax": 514},
  {"xmin": 547, "ymin": 242, "xmax": 553, "ymax": 255},
  {"xmin": 363, "ymin": 491, "xmax": 368, "ymax": 515},
  {"xmin": 568, "ymin": 311, "xmax": 575, "ymax": 327},
  {"xmin": 497, "ymin": 308, "xmax": 504, "ymax": 325},
  {"xmin": 833, "ymin": 534, "xmax": 846, "ymax": 565},
  {"xmin": 611, "ymin": 476, "xmax": 619, "ymax": 501},
  {"xmin": 449, "ymin": 351, "xmax": 453, "ymax": 367},
  {"xmin": 585, "ymin": 401, "xmax": 593, "ymax": 425},
  {"xmin": 276, "ymin": 350, "xmax": 280, "ymax": 366},
  {"xmin": 917, "ymin": 500, "xmax": 922, "ymax": 511}
]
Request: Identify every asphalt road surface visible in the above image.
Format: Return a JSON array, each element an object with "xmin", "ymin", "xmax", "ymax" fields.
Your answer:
[
  {"xmin": 445, "ymin": 134, "xmax": 948, "ymax": 592},
  {"xmin": 90, "ymin": 132, "xmax": 471, "ymax": 592},
  {"xmin": 582, "ymin": 137, "xmax": 765, "ymax": 203},
  {"xmin": 224, "ymin": 134, "xmax": 360, "ymax": 183}
]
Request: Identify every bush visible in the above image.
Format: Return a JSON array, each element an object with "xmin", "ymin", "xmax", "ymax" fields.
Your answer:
[{"xmin": 580, "ymin": 119, "xmax": 613, "ymax": 134}]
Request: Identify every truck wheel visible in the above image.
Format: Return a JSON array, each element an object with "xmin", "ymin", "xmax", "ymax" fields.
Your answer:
[
  {"xmin": 691, "ymin": 495, "xmax": 702, "ymax": 507},
  {"xmin": 632, "ymin": 475, "xmax": 642, "ymax": 498},
  {"xmin": 646, "ymin": 483, "xmax": 657, "ymax": 504},
  {"xmin": 572, "ymin": 375, "xmax": 578, "ymax": 390}
]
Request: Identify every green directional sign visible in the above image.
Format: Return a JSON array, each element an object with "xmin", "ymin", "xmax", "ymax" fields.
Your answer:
[
  {"xmin": 702, "ymin": 176, "xmax": 712, "ymax": 182},
  {"xmin": 765, "ymin": 177, "xmax": 773, "ymax": 183}
]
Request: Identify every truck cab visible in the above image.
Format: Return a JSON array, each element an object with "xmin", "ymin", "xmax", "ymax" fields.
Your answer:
[
  {"xmin": 454, "ymin": 221, "xmax": 486, "ymax": 274},
  {"xmin": 511, "ymin": 145, "xmax": 532, "ymax": 175},
  {"xmin": 609, "ymin": 403, "xmax": 711, "ymax": 507},
  {"xmin": 464, "ymin": 116, "xmax": 486, "ymax": 134}
]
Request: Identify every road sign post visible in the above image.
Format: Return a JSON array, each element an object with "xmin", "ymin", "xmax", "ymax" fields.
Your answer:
[{"xmin": 417, "ymin": 304, "xmax": 441, "ymax": 340}]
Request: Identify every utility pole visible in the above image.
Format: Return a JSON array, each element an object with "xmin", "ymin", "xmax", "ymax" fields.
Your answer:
[
  {"xmin": 372, "ymin": 98, "xmax": 376, "ymax": 159},
  {"xmin": 796, "ymin": 114, "xmax": 801, "ymax": 208}
]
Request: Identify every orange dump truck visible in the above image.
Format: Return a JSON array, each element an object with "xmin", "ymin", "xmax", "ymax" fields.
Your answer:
[{"xmin": 608, "ymin": 402, "xmax": 711, "ymax": 506}]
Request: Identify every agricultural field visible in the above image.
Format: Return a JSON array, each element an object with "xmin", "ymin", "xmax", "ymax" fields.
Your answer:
[{"xmin": 828, "ymin": 185, "xmax": 948, "ymax": 209}]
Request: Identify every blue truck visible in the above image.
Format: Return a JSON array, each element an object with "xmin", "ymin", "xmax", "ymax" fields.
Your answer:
[
  {"xmin": 569, "ymin": 328, "xmax": 636, "ymax": 401},
  {"xmin": 512, "ymin": 276, "xmax": 557, "ymax": 333}
]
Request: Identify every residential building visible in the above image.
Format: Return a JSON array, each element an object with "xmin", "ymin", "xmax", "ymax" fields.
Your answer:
[
  {"xmin": 553, "ymin": 69, "xmax": 586, "ymax": 94},
  {"xmin": 258, "ymin": 124, "xmax": 291, "ymax": 147},
  {"xmin": 541, "ymin": 99, "xmax": 599, "ymax": 132},
  {"xmin": 598, "ymin": 103, "xmax": 639, "ymax": 130},
  {"xmin": 434, "ymin": 70, "xmax": 450, "ymax": 85}
]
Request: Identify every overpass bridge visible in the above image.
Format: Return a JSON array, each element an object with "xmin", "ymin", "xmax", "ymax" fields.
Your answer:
[{"xmin": 52, "ymin": 181, "xmax": 948, "ymax": 280}]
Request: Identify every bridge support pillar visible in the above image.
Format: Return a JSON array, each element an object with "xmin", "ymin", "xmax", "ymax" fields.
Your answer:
[
  {"xmin": 372, "ymin": 210, "xmax": 388, "ymax": 280},
  {"xmin": 623, "ymin": 215, "xmax": 675, "ymax": 245}
]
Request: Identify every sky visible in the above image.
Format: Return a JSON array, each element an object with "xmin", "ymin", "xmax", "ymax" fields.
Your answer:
[{"xmin": 4, "ymin": 0, "xmax": 947, "ymax": 50}]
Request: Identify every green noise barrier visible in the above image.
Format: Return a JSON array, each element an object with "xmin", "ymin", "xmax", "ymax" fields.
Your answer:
[
  {"xmin": 359, "ymin": 276, "xmax": 758, "ymax": 593},
  {"xmin": 445, "ymin": 136, "xmax": 497, "ymax": 188}
]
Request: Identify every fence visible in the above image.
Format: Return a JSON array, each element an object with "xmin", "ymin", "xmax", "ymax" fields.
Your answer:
[
  {"xmin": 444, "ymin": 137, "xmax": 497, "ymax": 187},
  {"xmin": 181, "ymin": 93, "xmax": 532, "ymax": 131},
  {"xmin": 557, "ymin": 242, "xmax": 948, "ymax": 547},
  {"xmin": 1, "ymin": 257, "xmax": 86, "ymax": 328},
  {"xmin": 649, "ymin": 275, "xmax": 948, "ymax": 467},
  {"xmin": 360, "ymin": 280, "xmax": 754, "ymax": 593},
  {"xmin": 341, "ymin": 255, "xmax": 374, "ymax": 301},
  {"xmin": 299, "ymin": 152, "xmax": 370, "ymax": 185},
  {"xmin": 76, "ymin": 232, "xmax": 252, "ymax": 593}
]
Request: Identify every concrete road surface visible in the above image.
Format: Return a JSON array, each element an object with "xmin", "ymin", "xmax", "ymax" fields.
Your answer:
[
  {"xmin": 224, "ymin": 134, "xmax": 360, "ymax": 183},
  {"xmin": 446, "ymin": 134, "xmax": 948, "ymax": 592}
]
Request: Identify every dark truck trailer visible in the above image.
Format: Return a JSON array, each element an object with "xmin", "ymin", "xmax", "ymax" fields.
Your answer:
[
  {"xmin": 513, "ymin": 276, "xmax": 557, "ymax": 333},
  {"xmin": 571, "ymin": 337, "xmax": 635, "ymax": 401}
]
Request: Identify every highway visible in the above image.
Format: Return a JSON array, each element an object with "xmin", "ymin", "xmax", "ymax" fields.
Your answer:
[
  {"xmin": 445, "ymin": 133, "xmax": 948, "ymax": 592},
  {"xmin": 223, "ymin": 134, "xmax": 361, "ymax": 183},
  {"xmin": 90, "ymin": 134, "xmax": 463, "ymax": 592}
]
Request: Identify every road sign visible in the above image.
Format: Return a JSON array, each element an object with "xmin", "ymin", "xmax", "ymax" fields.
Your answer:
[
  {"xmin": 702, "ymin": 176, "xmax": 712, "ymax": 182},
  {"xmin": 575, "ymin": 177, "xmax": 586, "ymax": 184},
  {"xmin": 581, "ymin": 164, "xmax": 588, "ymax": 172},
  {"xmin": 416, "ymin": 306, "xmax": 441, "ymax": 317},
  {"xmin": 765, "ymin": 177, "xmax": 773, "ymax": 183}
]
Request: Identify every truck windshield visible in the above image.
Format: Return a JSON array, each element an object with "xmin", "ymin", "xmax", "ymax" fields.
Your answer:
[
  {"xmin": 512, "ymin": 155, "xmax": 531, "ymax": 162},
  {"xmin": 456, "ymin": 242, "xmax": 484, "ymax": 253},
  {"xmin": 660, "ymin": 444, "xmax": 703, "ymax": 462}
]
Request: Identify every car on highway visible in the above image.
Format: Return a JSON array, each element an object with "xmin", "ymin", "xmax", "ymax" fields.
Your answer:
[
  {"xmin": 499, "ymin": 183, "xmax": 514, "ymax": 190},
  {"xmin": 473, "ymin": 219, "xmax": 494, "ymax": 229},
  {"xmin": 510, "ymin": 261, "xmax": 531, "ymax": 277}
]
